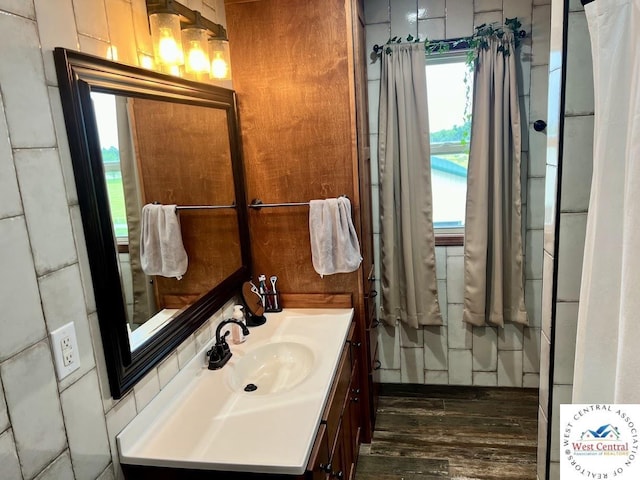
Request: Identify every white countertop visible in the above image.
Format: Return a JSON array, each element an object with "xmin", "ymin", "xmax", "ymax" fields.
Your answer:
[{"xmin": 117, "ymin": 308, "xmax": 354, "ymax": 475}]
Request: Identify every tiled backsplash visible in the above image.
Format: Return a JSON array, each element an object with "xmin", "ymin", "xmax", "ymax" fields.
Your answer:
[
  {"xmin": 0, "ymin": 1, "xmax": 232, "ymax": 479},
  {"xmin": 364, "ymin": 0, "xmax": 550, "ymax": 387}
]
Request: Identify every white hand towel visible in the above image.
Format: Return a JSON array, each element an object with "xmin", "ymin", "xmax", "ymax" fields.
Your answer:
[
  {"xmin": 309, "ymin": 197, "xmax": 362, "ymax": 277},
  {"xmin": 140, "ymin": 204, "xmax": 188, "ymax": 279}
]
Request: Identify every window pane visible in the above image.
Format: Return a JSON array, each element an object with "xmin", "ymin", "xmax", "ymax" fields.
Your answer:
[{"xmin": 426, "ymin": 57, "xmax": 472, "ymax": 230}]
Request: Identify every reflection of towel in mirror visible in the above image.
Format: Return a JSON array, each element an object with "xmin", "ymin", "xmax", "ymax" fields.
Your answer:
[
  {"xmin": 140, "ymin": 204, "xmax": 188, "ymax": 280},
  {"xmin": 309, "ymin": 197, "xmax": 362, "ymax": 277}
]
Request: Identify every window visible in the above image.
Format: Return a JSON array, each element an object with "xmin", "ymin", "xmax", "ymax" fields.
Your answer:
[{"xmin": 426, "ymin": 53, "xmax": 473, "ymax": 241}]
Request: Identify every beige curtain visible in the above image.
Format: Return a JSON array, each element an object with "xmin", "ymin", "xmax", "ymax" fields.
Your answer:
[
  {"xmin": 463, "ymin": 33, "xmax": 528, "ymax": 327},
  {"xmin": 378, "ymin": 43, "xmax": 443, "ymax": 328},
  {"xmin": 116, "ymin": 97, "xmax": 156, "ymax": 326}
]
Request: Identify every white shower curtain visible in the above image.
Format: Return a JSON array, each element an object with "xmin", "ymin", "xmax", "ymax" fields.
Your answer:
[{"xmin": 573, "ymin": 0, "xmax": 640, "ymax": 403}]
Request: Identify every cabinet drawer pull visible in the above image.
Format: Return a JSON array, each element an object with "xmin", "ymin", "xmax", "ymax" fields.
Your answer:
[
  {"xmin": 373, "ymin": 360, "xmax": 382, "ymax": 370},
  {"xmin": 351, "ymin": 388, "xmax": 360, "ymax": 394},
  {"xmin": 348, "ymin": 340, "xmax": 362, "ymax": 348},
  {"xmin": 350, "ymin": 396, "xmax": 359, "ymax": 403},
  {"xmin": 319, "ymin": 463, "xmax": 332, "ymax": 473},
  {"xmin": 332, "ymin": 471, "xmax": 344, "ymax": 479}
]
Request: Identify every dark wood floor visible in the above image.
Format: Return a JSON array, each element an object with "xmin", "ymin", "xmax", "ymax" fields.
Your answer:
[{"xmin": 356, "ymin": 385, "xmax": 539, "ymax": 480}]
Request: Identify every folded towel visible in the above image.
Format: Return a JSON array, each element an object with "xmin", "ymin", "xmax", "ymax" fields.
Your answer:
[
  {"xmin": 140, "ymin": 204, "xmax": 188, "ymax": 279},
  {"xmin": 309, "ymin": 197, "xmax": 362, "ymax": 277}
]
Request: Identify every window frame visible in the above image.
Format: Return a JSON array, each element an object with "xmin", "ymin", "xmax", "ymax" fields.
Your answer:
[{"xmin": 426, "ymin": 50, "xmax": 472, "ymax": 247}]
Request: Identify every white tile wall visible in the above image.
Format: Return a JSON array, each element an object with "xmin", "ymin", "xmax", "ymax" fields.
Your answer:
[
  {"xmin": 0, "ymin": 380, "xmax": 8, "ymax": 432},
  {"xmin": 400, "ymin": 348, "xmax": 425, "ymax": 383},
  {"xmin": 0, "ymin": 2, "xmax": 240, "ymax": 477},
  {"xmin": 0, "ymin": 0, "xmax": 35, "ymax": 18},
  {"xmin": 0, "ymin": 429, "xmax": 22, "ymax": 480},
  {"xmin": 498, "ymin": 350, "xmax": 523, "ymax": 387},
  {"xmin": 474, "ymin": 0, "xmax": 502, "ymax": 13},
  {"xmin": 34, "ymin": 0, "xmax": 79, "ymax": 85},
  {"xmin": 419, "ymin": 0, "xmax": 445, "ymax": 19},
  {"xmin": 390, "ymin": 0, "xmax": 418, "ymax": 38},
  {"xmin": 157, "ymin": 352, "xmax": 180, "ymax": 389},
  {"xmin": 14, "ymin": 148, "xmax": 77, "ymax": 275},
  {"xmin": 424, "ymin": 326, "xmax": 448, "ymax": 370},
  {"xmin": 531, "ymin": 5, "xmax": 551, "ymax": 66},
  {"xmin": 133, "ymin": 369, "xmax": 161, "ymax": 412},
  {"xmin": 72, "ymin": 0, "xmax": 109, "ymax": 41},
  {"xmin": 34, "ymin": 451, "xmax": 75, "ymax": 480},
  {"xmin": 1, "ymin": 342, "xmax": 67, "ymax": 479},
  {"xmin": 560, "ymin": 115, "xmax": 594, "ymax": 212},
  {"xmin": 448, "ymin": 349, "xmax": 472, "ymax": 385},
  {"xmin": 471, "ymin": 327, "xmax": 497, "ymax": 371},
  {"xmin": 418, "ymin": 18, "xmax": 446, "ymax": 40},
  {"xmin": 553, "ymin": 302, "xmax": 579, "ymax": 385},
  {"xmin": 38, "ymin": 265, "xmax": 96, "ymax": 390},
  {"xmin": 365, "ymin": 0, "xmax": 390, "ymax": 24},
  {"xmin": 60, "ymin": 372, "xmax": 111, "ymax": 479},
  {"xmin": 0, "ymin": 96, "xmax": 22, "ymax": 220},
  {"xmin": 104, "ymin": 0, "xmax": 138, "ymax": 66},
  {"xmin": 555, "ymin": 213, "xmax": 587, "ymax": 302},
  {"xmin": 445, "ymin": 0, "xmax": 474, "ymax": 38},
  {"xmin": 378, "ymin": 323, "xmax": 401, "ymax": 369},
  {"xmin": 473, "ymin": 371, "xmax": 497, "ymax": 386},
  {"xmin": 0, "ymin": 12, "xmax": 57, "ymax": 149},
  {"xmin": 564, "ymin": 12, "xmax": 594, "ymax": 115},
  {"xmin": 0, "ymin": 217, "xmax": 47, "ymax": 362}
]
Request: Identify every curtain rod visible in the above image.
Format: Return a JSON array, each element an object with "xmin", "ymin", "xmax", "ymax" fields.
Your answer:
[{"xmin": 372, "ymin": 20, "xmax": 527, "ymax": 57}]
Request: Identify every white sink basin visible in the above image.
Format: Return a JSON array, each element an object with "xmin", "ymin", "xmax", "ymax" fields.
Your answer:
[{"xmin": 227, "ymin": 342, "xmax": 315, "ymax": 395}]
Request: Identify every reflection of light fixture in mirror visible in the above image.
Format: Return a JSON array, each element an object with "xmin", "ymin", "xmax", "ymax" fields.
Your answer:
[
  {"xmin": 149, "ymin": 11, "xmax": 184, "ymax": 71},
  {"xmin": 182, "ymin": 25, "xmax": 210, "ymax": 79},
  {"xmin": 209, "ymin": 39, "xmax": 232, "ymax": 81}
]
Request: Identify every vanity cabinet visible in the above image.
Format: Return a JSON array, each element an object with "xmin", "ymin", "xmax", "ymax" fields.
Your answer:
[
  {"xmin": 307, "ymin": 323, "xmax": 359, "ymax": 480},
  {"xmin": 225, "ymin": 0, "xmax": 377, "ymax": 443}
]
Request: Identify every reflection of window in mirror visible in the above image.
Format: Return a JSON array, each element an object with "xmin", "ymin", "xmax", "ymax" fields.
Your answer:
[
  {"xmin": 92, "ymin": 92, "xmax": 128, "ymax": 242},
  {"xmin": 91, "ymin": 91, "xmax": 160, "ymax": 339}
]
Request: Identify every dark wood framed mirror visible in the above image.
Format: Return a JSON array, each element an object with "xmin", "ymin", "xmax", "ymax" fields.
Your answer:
[{"xmin": 54, "ymin": 48, "xmax": 251, "ymax": 398}]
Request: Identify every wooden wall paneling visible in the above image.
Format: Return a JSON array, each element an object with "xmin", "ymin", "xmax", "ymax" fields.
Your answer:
[{"xmin": 225, "ymin": 0, "xmax": 375, "ymax": 445}]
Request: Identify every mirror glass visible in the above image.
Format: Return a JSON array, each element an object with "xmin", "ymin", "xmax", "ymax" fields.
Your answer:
[
  {"xmin": 54, "ymin": 48, "xmax": 251, "ymax": 398},
  {"xmin": 91, "ymin": 92, "xmax": 242, "ymax": 351}
]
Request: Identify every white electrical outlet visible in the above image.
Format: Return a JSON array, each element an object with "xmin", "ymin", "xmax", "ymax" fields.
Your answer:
[{"xmin": 50, "ymin": 322, "xmax": 81, "ymax": 380}]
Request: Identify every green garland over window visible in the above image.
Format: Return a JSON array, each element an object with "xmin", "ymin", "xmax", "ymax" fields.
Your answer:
[{"xmin": 377, "ymin": 17, "xmax": 525, "ymax": 64}]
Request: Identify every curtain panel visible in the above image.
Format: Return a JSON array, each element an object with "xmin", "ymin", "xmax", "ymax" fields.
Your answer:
[
  {"xmin": 463, "ymin": 33, "xmax": 528, "ymax": 327},
  {"xmin": 378, "ymin": 43, "xmax": 443, "ymax": 328}
]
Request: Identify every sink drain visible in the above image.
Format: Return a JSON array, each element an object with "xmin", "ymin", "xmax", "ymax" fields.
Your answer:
[{"xmin": 244, "ymin": 383, "xmax": 258, "ymax": 392}]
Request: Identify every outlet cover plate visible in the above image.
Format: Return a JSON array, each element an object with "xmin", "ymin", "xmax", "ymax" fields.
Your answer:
[{"xmin": 50, "ymin": 322, "xmax": 81, "ymax": 380}]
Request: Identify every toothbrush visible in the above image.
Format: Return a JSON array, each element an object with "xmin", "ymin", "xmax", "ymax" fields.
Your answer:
[
  {"xmin": 258, "ymin": 274, "xmax": 271, "ymax": 309},
  {"xmin": 270, "ymin": 276, "xmax": 279, "ymax": 310}
]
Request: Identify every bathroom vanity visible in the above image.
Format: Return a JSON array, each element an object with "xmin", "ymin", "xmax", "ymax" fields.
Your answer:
[{"xmin": 118, "ymin": 309, "xmax": 360, "ymax": 479}]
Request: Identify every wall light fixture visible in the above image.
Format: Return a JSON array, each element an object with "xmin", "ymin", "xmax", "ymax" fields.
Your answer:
[{"xmin": 146, "ymin": 0, "xmax": 230, "ymax": 81}]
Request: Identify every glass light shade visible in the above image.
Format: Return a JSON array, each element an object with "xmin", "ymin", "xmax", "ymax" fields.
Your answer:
[
  {"xmin": 149, "ymin": 12, "xmax": 184, "ymax": 67},
  {"xmin": 209, "ymin": 39, "xmax": 232, "ymax": 80},
  {"xmin": 182, "ymin": 27, "xmax": 210, "ymax": 76}
]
